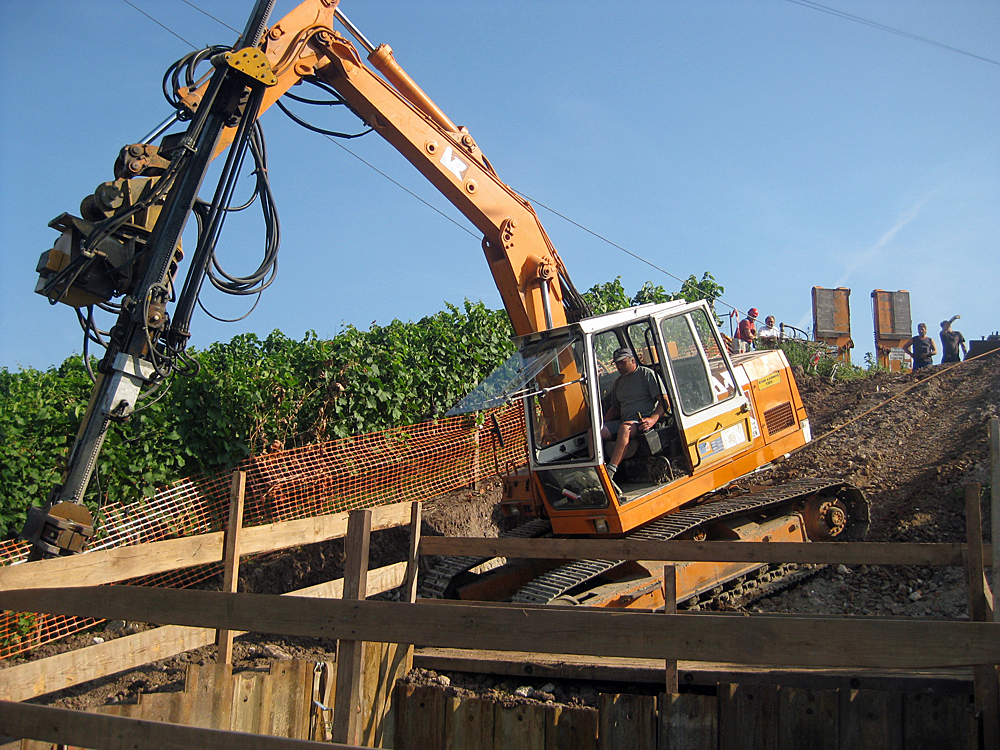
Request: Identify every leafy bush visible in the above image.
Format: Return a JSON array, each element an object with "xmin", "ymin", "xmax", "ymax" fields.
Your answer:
[
  {"xmin": 766, "ymin": 338, "xmax": 870, "ymax": 381},
  {"xmin": 583, "ymin": 273, "xmax": 725, "ymax": 323},
  {"xmin": 0, "ymin": 299, "xmax": 513, "ymax": 537},
  {"xmin": 0, "ymin": 273, "xmax": 731, "ymax": 537}
]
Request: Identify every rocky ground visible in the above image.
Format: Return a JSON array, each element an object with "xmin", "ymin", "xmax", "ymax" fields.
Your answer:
[
  {"xmin": 756, "ymin": 357, "xmax": 998, "ymax": 621},
  {"xmin": 12, "ymin": 353, "xmax": 1000, "ymax": 712}
]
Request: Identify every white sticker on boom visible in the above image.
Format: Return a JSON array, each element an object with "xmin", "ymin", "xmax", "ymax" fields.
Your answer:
[{"xmin": 441, "ymin": 146, "xmax": 468, "ymax": 181}]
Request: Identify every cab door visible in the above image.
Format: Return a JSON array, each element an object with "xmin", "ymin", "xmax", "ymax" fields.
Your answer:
[{"xmin": 653, "ymin": 304, "xmax": 753, "ymax": 473}]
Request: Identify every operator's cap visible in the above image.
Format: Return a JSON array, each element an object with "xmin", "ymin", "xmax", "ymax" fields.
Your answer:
[
  {"xmin": 612, "ymin": 347, "xmax": 635, "ymax": 362},
  {"xmin": 940, "ymin": 320, "xmax": 950, "ymax": 328}
]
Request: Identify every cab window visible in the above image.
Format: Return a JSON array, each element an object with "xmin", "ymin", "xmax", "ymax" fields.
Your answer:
[
  {"xmin": 592, "ymin": 330, "xmax": 622, "ymax": 408},
  {"xmin": 626, "ymin": 321, "xmax": 660, "ymax": 366},
  {"xmin": 690, "ymin": 308, "xmax": 737, "ymax": 402},
  {"xmin": 659, "ymin": 310, "xmax": 737, "ymax": 415}
]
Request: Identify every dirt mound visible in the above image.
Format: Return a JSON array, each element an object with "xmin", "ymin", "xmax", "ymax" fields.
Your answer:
[
  {"xmin": 783, "ymin": 357, "xmax": 998, "ymax": 543},
  {"xmin": 755, "ymin": 355, "xmax": 999, "ymax": 620}
]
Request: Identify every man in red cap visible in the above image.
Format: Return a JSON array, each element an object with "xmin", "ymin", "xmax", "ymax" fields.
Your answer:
[{"xmin": 735, "ymin": 308, "xmax": 759, "ymax": 353}]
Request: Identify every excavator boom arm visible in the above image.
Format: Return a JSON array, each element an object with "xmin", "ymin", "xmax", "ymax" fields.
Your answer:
[{"xmin": 216, "ymin": 0, "xmax": 581, "ymax": 336}]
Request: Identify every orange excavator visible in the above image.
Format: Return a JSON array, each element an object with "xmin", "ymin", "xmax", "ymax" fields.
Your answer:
[{"xmin": 28, "ymin": 1, "xmax": 867, "ymax": 609}]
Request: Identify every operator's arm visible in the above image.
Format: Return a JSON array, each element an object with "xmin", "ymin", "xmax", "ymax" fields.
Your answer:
[
  {"xmin": 902, "ymin": 337, "xmax": 914, "ymax": 356},
  {"xmin": 960, "ymin": 335, "xmax": 968, "ymax": 356}
]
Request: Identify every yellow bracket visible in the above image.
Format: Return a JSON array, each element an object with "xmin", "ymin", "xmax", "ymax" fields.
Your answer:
[{"xmin": 224, "ymin": 48, "xmax": 278, "ymax": 86}]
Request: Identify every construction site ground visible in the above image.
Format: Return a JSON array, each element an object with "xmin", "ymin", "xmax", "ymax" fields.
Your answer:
[{"xmin": 7, "ymin": 354, "xmax": 999, "ymax": 713}]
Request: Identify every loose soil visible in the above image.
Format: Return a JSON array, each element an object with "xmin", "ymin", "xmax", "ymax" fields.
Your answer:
[{"xmin": 10, "ymin": 354, "xmax": 1000, "ymax": 712}]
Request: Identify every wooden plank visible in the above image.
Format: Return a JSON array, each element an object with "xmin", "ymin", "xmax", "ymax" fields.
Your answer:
[
  {"xmin": 91, "ymin": 702, "xmax": 142, "ymax": 719},
  {"xmin": 777, "ymin": 687, "xmax": 837, "ymax": 750},
  {"xmin": 266, "ymin": 661, "xmax": 314, "ymax": 739},
  {"xmin": 0, "ymin": 561, "xmax": 405, "ymax": 705},
  {"xmin": 293, "ymin": 561, "xmax": 406, "ymax": 602},
  {"xmin": 545, "ymin": 704, "xmax": 598, "ymax": 750},
  {"xmin": 7, "ymin": 586, "xmax": 1000, "ymax": 670},
  {"xmin": 136, "ymin": 691, "xmax": 193, "ymax": 726},
  {"xmin": 184, "ymin": 662, "xmax": 234, "ymax": 730},
  {"xmin": 838, "ymin": 690, "xmax": 901, "ymax": 750},
  {"xmin": 0, "ymin": 501, "xmax": 413, "ymax": 593},
  {"xmin": 0, "ymin": 534, "xmax": 224, "ymax": 592},
  {"xmin": 393, "ymin": 684, "xmax": 446, "ymax": 750},
  {"xmin": 663, "ymin": 564, "xmax": 677, "ymax": 694},
  {"xmin": 659, "ymin": 693, "xmax": 716, "ymax": 750},
  {"xmin": 445, "ymin": 694, "xmax": 495, "ymax": 750},
  {"xmin": 309, "ymin": 661, "xmax": 334, "ymax": 742},
  {"xmin": 242, "ymin": 501, "xmax": 412, "ymax": 557},
  {"xmin": 966, "ymin": 484, "xmax": 990, "ymax": 623},
  {"xmin": 0, "ymin": 699, "xmax": 364, "ymax": 750},
  {"xmin": 415, "ymin": 647, "xmax": 973, "ymax": 694},
  {"xmin": 0, "ymin": 624, "xmax": 214, "ymax": 703},
  {"xmin": 599, "ymin": 693, "xmax": 656, "ymax": 750},
  {"xmin": 902, "ymin": 693, "xmax": 977, "ymax": 750},
  {"xmin": 419, "ymin": 535, "xmax": 992, "ymax": 567},
  {"xmin": 360, "ymin": 641, "xmax": 410, "ymax": 749},
  {"xmin": 404, "ymin": 502, "xmax": 421, "ymax": 604},
  {"xmin": 494, "ymin": 703, "xmax": 546, "ymax": 750},
  {"xmin": 217, "ymin": 471, "xmax": 247, "ymax": 666},
  {"xmin": 332, "ymin": 509, "xmax": 372, "ymax": 746},
  {"xmin": 992, "ymin": 418, "xmax": 1000, "ymax": 615},
  {"xmin": 231, "ymin": 669, "xmax": 271, "ymax": 734},
  {"xmin": 718, "ymin": 683, "xmax": 779, "ymax": 750},
  {"xmin": 965, "ymin": 482, "xmax": 1000, "ymax": 750}
]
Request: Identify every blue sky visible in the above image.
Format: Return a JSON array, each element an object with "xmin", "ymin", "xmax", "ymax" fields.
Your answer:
[{"xmin": 1, "ymin": 0, "xmax": 997, "ymax": 371}]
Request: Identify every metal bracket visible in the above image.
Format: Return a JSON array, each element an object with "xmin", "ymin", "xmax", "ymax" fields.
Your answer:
[{"xmin": 223, "ymin": 48, "xmax": 278, "ymax": 86}]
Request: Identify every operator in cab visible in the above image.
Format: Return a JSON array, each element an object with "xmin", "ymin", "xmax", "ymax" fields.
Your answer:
[{"xmin": 600, "ymin": 348, "xmax": 671, "ymax": 491}]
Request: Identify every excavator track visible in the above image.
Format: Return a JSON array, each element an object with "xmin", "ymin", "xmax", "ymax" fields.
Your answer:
[
  {"xmin": 418, "ymin": 518, "xmax": 552, "ymax": 599},
  {"xmin": 510, "ymin": 478, "xmax": 868, "ymax": 606}
]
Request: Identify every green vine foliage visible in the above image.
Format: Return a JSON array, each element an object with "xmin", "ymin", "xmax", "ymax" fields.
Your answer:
[
  {"xmin": 0, "ymin": 300, "xmax": 513, "ymax": 537},
  {"xmin": 0, "ymin": 359, "xmax": 89, "ymax": 537},
  {"xmin": 583, "ymin": 273, "xmax": 725, "ymax": 323},
  {"xmin": 1, "ymin": 276, "xmax": 727, "ymax": 538}
]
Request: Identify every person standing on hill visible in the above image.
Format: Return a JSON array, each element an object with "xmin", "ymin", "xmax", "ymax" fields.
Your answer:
[
  {"xmin": 757, "ymin": 315, "xmax": 781, "ymax": 345},
  {"xmin": 903, "ymin": 323, "xmax": 937, "ymax": 370},
  {"xmin": 939, "ymin": 316, "xmax": 967, "ymax": 363},
  {"xmin": 734, "ymin": 308, "xmax": 759, "ymax": 353}
]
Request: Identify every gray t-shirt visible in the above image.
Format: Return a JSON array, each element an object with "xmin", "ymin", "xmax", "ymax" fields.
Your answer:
[{"xmin": 610, "ymin": 367, "xmax": 666, "ymax": 421}]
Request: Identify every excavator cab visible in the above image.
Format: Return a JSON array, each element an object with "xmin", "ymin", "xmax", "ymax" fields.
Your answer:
[{"xmin": 452, "ymin": 299, "xmax": 753, "ymax": 533}]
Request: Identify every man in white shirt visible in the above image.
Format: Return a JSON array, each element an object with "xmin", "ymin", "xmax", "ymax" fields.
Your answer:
[{"xmin": 757, "ymin": 315, "xmax": 780, "ymax": 344}]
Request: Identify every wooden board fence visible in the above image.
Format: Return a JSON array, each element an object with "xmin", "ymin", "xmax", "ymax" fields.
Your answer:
[
  {"xmin": 0, "ymin": 699, "xmax": 366, "ymax": 750},
  {"xmin": 419, "ymin": 536, "xmax": 993, "ymax": 567},
  {"xmin": 0, "ymin": 561, "xmax": 406, "ymax": 704},
  {"xmin": 387, "ymin": 683, "xmax": 977, "ymax": 750},
  {"xmin": 0, "ymin": 501, "xmax": 415, "ymax": 593},
  {"xmin": 2, "ymin": 585, "xmax": 998, "ymax": 671}
]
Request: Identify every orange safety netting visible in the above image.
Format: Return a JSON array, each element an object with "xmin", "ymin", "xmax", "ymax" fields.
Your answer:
[{"xmin": 0, "ymin": 404, "xmax": 525, "ymax": 660}]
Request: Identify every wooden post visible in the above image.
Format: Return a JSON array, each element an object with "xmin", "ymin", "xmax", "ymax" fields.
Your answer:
[
  {"xmin": 662, "ymin": 564, "xmax": 678, "ymax": 694},
  {"xmin": 216, "ymin": 470, "xmax": 246, "ymax": 666},
  {"xmin": 471, "ymin": 417, "xmax": 481, "ymax": 492},
  {"xmin": 405, "ymin": 502, "xmax": 422, "ymax": 604},
  {"xmin": 965, "ymin": 483, "xmax": 1000, "ymax": 749},
  {"xmin": 332, "ymin": 508, "xmax": 371, "ymax": 746},
  {"xmin": 992, "ymin": 418, "xmax": 999, "ymax": 616}
]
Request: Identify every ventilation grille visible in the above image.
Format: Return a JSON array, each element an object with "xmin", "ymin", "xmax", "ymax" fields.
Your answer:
[{"xmin": 764, "ymin": 401, "xmax": 795, "ymax": 435}]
